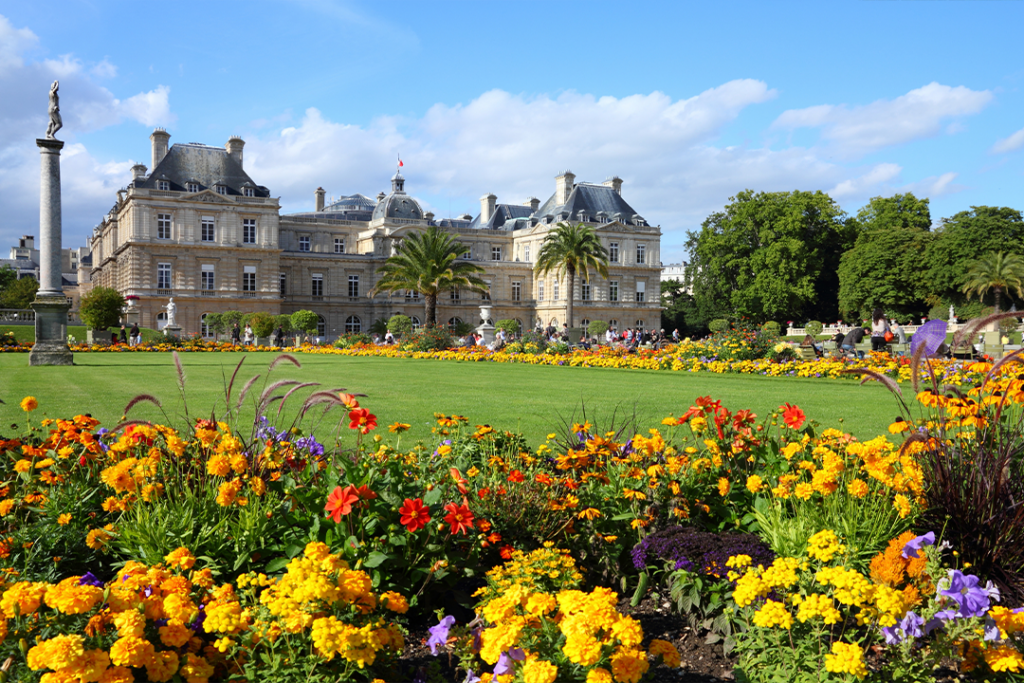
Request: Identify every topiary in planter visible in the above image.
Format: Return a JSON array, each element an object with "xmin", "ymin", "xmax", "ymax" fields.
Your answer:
[
  {"xmin": 804, "ymin": 320, "xmax": 823, "ymax": 337},
  {"xmin": 709, "ymin": 318, "xmax": 730, "ymax": 333}
]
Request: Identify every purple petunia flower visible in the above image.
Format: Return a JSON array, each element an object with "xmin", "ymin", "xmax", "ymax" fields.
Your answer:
[
  {"xmin": 492, "ymin": 649, "xmax": 525, "ymax": 681},
  {"xmin": 939, "ymin": 570, "xmax": 990, "ymax": 618},
  {"xmin": 428, "ymin": 615, "xmax": 456, "ymax": 655},
  {"xmin": 899, "ymin": 611, "xmax": 925, "ymax": 639},
  {"xmin": 464, "ymin": 672, "xmax": 481, "ymax": 683},
  {"xmin": 984, "ymin": 617, "xmax": 1002, "ymax": 642},
  {"xmin": 984, "ymin": 580, "xmax": 1002, "ymax": 603},
  {"xmin": 881, "ymin": 625, "xmax": 902, "ymax": 645},
  {"xmin": 78, "ymin": 572, "xmax": 103, "ymax": 587},
  {"xmin": 901, "ymin": 532, "xmax": 935, "ymax": 559}
]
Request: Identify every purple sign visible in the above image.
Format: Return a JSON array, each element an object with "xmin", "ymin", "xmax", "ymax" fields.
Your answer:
[{"xmin": 911, "ymin": 319, "xmax": 947, "ymax": 356}]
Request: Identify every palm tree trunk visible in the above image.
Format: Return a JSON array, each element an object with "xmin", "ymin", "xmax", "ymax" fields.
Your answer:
[
  {"xmin": 566, "ymin": 267, "xmax": 575, "ymax": 329},
  {"xmin": 425, "ymin": 294, "xmax": 437, "ymax": 327},
  {"xmin": 995, "ymin": 287, "xmax": 1003, "ymax": 313}
]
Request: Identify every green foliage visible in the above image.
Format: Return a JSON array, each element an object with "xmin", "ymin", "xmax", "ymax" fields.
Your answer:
[
  {"xmin": 669, "ymin": 571, "xmax": 743, "ymax": 656},
  {"xmin": 961, "ymin": 251, "xmax": 1024, "ymax": 313},
  {"xmin": 78, "ymin": 286, "xmax": 125, "ymax": 330},
  {"xmin": 203, "ymin": 312, "xmax": 226, "ymax": 335},
  {"xmin": 0, "ymin": 264, "xmax": 17, "ymax": 293},
  {"xmin": 371, "ymin": 225, "xmax": 488, "ymax": 326},
  {"xmin": 404, "ymin": 324, "xmax": 453, "ymax": 351},
  {"xmin": 761, "ymin": 321, "xmax": 781, "ymax": 336},
  {"xmin": 221, "ymin": 310, "xmax": 245, "ymax": 329},
  {"xmin": 534, "ymin": 222, "xmax": 610, "ymax": 328},
  {"xmin": 369, "ymin": 317, "xmax": 389, "ymax": 335},
  {"xmin": 334, "ymin": 332, "xmax": 372, "ymax": 348},
  {"xmin": 247, "ymin": 310, "xmax": 276, "ymax": 338},
  {"xmin": 387, "ymin": 314, "xmax": 413, "ymax": 338},
  {"xmin": 587, "ymin": 320, "xmax": 609, "ymax": 338},
  {"xmin": 495, "ymin": 319, "xmax": 520, "ymax": 336},
  {"xmin": 0, "ymin": 275, "xmax": 39, "ymax": 309},
  {"xmin": 925, "ymin": 206, "xmax": 1024, "ymax": 309},
  {"xmin": 661, "ymin": 281, "xmax": 705, "ymax": 337},
  {"xmin": 453, "ymin": 319, "xmax": 475, "ymax": 337},
  {"xmin": 290, "ymin": 309, "xmax": 319, "ymax": 335},
  {"xmin": 838, "ymin": 199, "xmax": 934, "ymax": 320},
  {"xmin": 709, "ymin": 318, "xmax": 731, "ymax": 333},
  {"xmin": 688, "ymin": 190, "xmax": 856, "ymax": 324},
  {"xmin": 804, "ymin": 320, "xmax": 823, "ymax": 337},
  {"xmin": 274, "ymin": 314, "xmax": 293, "ymax": 333}
]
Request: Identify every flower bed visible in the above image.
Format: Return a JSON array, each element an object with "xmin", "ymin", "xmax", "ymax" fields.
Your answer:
[{"xmin": 2, "ymin": 353, "xmax": 1024, "ymax": 680}]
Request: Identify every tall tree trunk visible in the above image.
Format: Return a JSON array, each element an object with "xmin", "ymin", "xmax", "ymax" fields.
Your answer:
[
  {"xmin": 566, "ymin": 266, "xmax": 575, "ymax": 329},
  {"xmin": 995, "ymin": 286, "xmax": 1003, "ymax": 313},
  {"xmin": 425, "ymin": 293, "xmax": 437, "ymax": 327}
]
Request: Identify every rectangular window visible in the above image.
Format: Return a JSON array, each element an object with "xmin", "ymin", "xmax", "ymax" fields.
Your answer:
[
  {"xmin": 405, "ymin": 290, "xmax": 420, "ymax": 300},
  {"xmin": 636, "ymin": 244, "xmax": 646, "ymax": 265},
  {"xmin": 524, "ymin": 245, "xmax": 530, "ymax": 262},
  {"xmin": 463, "ymin": 251, "xmax": 471, "ymax": 260},
  {"xmin": 348, "ymin": 275, "xmax": 359, "ymax": 298},
  {"xmin": 157, "ymin": 263, "xmax": 171, "ymax": 290},
  {"xmin": 279, "ymin": 272, "xmax": 286, "ymax": 295},
  {"xmin": 157, "ymin": 214, "xmax": 171, "ymax": 240},
  {"xmin": 243, "ymin": 265, "xmax": 256, "ymax": 292},
  {"xmin": 512, "ymin": 281, "xmax": 522, "ymax": 302},
  {"xmin": 635, "ymin": 280, "xmax": 646, "ymax": 303},
  {"xmin": 187, "ymin": 183, "xmax": 199, "ymax": 193},
  {"xmin": 244, "ymin": 187, "xmax": 255, "ymax": 197},
  {"xmin": 538, "ymin": 281, "xmax": 545, "ymax": 301},
  {"xmin": 299, "ymin": 236, "xmax": 311, "ymax": 252},
  {"xmin": 311, "ymin": 273, "xmax": 323, "ymax": 297},
  {"xmin": 216, "ymin": 185, "xmax": 227, "ymax": 195},
  {"xmin": 609, "ymin": 281, "xmax": 619, "ymax": 302},
  {"xmin": 581, "ymin": 280, "xmax": 591, "ymax": 301},
  {"xmin": 553, "ymin": 281, "xmax": 560, "ymax": 300},
  {"xmin": 491, "ymin": 246, "xmax": 502, "ymax": 261},
  {"xmin": 450, "ymin": 288, "xmax": 460, "ymax": 301},
  {"xmin": 334, "ymin": 238, "xmax": 345, "ymax": 254},
  {"xmin": 157, "ymin": 180, "xmax": 170, "ymax": 191},
  {"xmin": 609, "ymin": 242, "xmax": 619, "ymax": 263},
  {"xmin": 201, "ymin": 218, "xmax": 215, "ymax": 242},
  {"xmin": 201, "ymin": 264, "xmax": 215, "ymax": 290},
  {"xmin": 243, "ymin": 219, "xmax": 256, "ymax": 244}
]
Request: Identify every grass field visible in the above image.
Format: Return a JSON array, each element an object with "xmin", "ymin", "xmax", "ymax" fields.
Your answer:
[
  {"xmin": 0, "ymin": 324, "xmax": 166, "ymax": 344},
  {"xmin": 0, "ymin": 351, "xmax": 905, "ymax": 446}
]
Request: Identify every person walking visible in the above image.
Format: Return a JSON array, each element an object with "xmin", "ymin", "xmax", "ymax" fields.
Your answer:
[
  {"xmin": 231, "ymin": 322, "xmax": 241, "ymax": 345},
  {"xmin": 243, "ymin": 324, "xmax": 254, "ymax": 346},
  {"xmin": 119, "ymin": 325, "xmax": 128, "ymax": 345},
  {"xmin": 274, "ymin": 326, "xmax": 285, "ymax": 347},
  {"xmin": 129, "ymin": 323, "xmax": 140, "ymax": 346}
]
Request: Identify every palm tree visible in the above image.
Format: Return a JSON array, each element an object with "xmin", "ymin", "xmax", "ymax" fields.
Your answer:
[
  {"xmin": 370, "ymin": 226, "xmax": 488, "ymax": 327},
  {"xmin": 962, "ymin": 251, "xmax": 1024, "ymax": 313},
  {"xmin": 534, "ymin": 222, "xmax": 610, "ymax": 328}
]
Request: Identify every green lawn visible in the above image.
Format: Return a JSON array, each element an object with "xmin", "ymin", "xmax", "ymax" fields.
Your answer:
[
  {"xmin": 0, "ymin": 352, "xmax": 904, "ymax": 446},
  {"xmin": 0, "ymin": 324, "xmax": 166, "ymax": 344}
]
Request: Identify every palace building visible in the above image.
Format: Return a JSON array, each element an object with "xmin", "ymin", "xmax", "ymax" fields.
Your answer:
[{"xmin": 79, "ymin": 128, "xmax": 663, "ymax": 338}]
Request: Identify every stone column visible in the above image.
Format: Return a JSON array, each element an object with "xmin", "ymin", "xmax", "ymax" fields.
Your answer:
[{"xmin": 29, "ymin": 138, "xmax": 73, "ymax": 366}]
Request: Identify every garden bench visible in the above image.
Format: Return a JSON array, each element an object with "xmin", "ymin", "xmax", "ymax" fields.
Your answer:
[{"xmin": 797, "ymin": 346, "xmax": 817, "ymax": 361}]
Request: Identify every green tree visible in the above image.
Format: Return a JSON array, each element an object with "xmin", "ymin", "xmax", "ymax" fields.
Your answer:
[
  {"xmin": 534, "ymin": 222, "xmax": 609, "ymax": 328},
  {"xmin": 495, "ymin": 319, "xmax": 520, "ymax": 336},
  {"xmin": 274, "ymin": 314, "xmax": 293, "ymax": 334},
  {"xmin": 925, "ymin": 206, "xmax": 1024, "ymax": 307},
  {"xmin": 0, "ymin": 265, "xmax": 17, "ymax": 294},
  {"xmin": 686, "ymin": 190, "xmax": 856, "ymax": 323},
  {"xmin": 961, "ymin": 252, "xmax": 1024, "ymax": 313},
  {"xmin": 370, "ymin": 225, "xmax": 488, "ymax": 327},
  {"xmin": 247, "ymin": 311, "xmax": 276, "ymax": 339},
  {"xmin": 660, "ymin": 278, "xmax": 703, "ymax": 336},
  {"xmin": 204, "ymin": 312, "xmax": 226, "ymax": 336},
  {"xmin": 79, "ymin": 286, "xmax": 126, "ymax": 331},
  {"xmin": 387, "ymin": 314, "xmax": 412, "ymax": 338},
  {"xmin": 290, "ymin": 310, "xmax": 319, "ymax": 336},
  {"xmin": 837, "ymin": 193, "xmax": 934, "ymax": 319},
  {"xmin": 0, "ymin": 276, "xmax": 39, "ymax": 309}
]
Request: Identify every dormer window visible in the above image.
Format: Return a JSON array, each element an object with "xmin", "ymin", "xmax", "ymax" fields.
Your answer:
[
  {"xmin": 596, "ymin": 211, "xmax": 608, "ymax": 224},
  {"xmin": 186, "ymin": 183, "xmax": 200, "ymax": 193},
  {"xmin": 578, "ymin": 212, "xmax": 589, "ymax": 223},
  {"xmin": 157, "ymin": 180, "xmax": 170, "ymax": 191},
  {"xmin": 244, "ymin": 187, "xmax": 255, "ymax": 197},
  {"xmin": 216, "ymin": 185, "xmax": 228, "ymax": 195}
]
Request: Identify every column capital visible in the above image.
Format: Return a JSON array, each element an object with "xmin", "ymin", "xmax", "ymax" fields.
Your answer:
[{"xmin": 36, "ymin": 138, "xmax": 64, "ymax": 152}]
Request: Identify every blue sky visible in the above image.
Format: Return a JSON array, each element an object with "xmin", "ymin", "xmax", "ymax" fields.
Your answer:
[{"xmin": 2, "ymin": 0, "xmax": 1023, "ymax": 264}]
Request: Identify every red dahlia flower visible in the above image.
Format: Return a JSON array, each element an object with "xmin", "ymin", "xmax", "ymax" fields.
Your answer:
[
  {"xmin": 325, "ymin": 485, "xmax": 360, "ymax": 523},
  {"xmin": 399, "ymin": 497, "xmax": 431, "ymax": 533},
  {"xmin": 781, "ymin": 403, "xmax": 806, "ymax": 430},
  {"xmin": 443, "ymin": 502, "xmax": 475, "ymax": 535}
]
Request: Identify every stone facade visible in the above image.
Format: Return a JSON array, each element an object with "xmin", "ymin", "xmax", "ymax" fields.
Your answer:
[{"xmin": 80, "ymin": 129, "xmax": 664, "ymax": 339}]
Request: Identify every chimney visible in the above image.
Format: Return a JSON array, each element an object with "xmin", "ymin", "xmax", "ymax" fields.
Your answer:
[
  {"xmin": 315, "ymin": 187, "xmax": 326, "ymax": 212},
  {"xmin": 525, "ymin": 197, "xmax": 540, "ymax": 213},
  {"xmin": 424, "ymin": 211, "xmax": 435, "ymax": 222},
  {"xmin": 555, "ymin": 170, "xmax": 575, "ymax": 205},
  {"xmin": 480, "ymin": 193, "xmax": 497, "ymax": 223},
  {"xmin": 131, "ymin": 164, "xmax": 147, "ymax": 181},
  {"xmin": 226, "ymin": 136, "xmax": 245, "ymax": 168},
  {"xmin": 603, "ymin": 175, "xmax": 623, "ymax": 195},
  {"xmin": 377, "ymin": 191, "xmax": 386, "ymax": 202},
  {"xmin": 150, "ymin": 128, "xmax": 170, "ymax": 170}
]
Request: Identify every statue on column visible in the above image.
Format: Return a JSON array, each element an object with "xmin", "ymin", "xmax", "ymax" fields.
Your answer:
[
  {"xmin": 165, "ymin": 298, "xmax": 177, "ymax": 327},
  {"xmin": 949, "ymin": 304, "xmax": 956, "ymax": 323},
  {"xmin": 46, "ymin": 81, "xmax": 62, "ymax": 139}
]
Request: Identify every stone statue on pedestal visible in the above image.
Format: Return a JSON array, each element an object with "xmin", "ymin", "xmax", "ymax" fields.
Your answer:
[
  {"xmin": 949, "ymin": 304, "xmax": 957, "ymax": 323},
  {"xmin": 46, "ymin": 81, "xmax": 62, "ymax": 140},
  {"xmin": 165, "ymin": 298, "xmax": 177, "ymax": 327}
]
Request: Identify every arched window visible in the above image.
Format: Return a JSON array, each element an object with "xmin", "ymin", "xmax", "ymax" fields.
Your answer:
[
  {"xmin": 635, "ymin": 319, "xmax": 645, "ymax": 330},
  {"xmin": 448, "ymin": 317, "xmax": 462, "ymax": 333},
  {"xmin": 316, "ymin": 314, "xmax": 326, "ymax": 338},
  {"xmin": 411, "ymin": 316, "xmax": 421, "ymax": 330},
  {"xmin": 345, "ymin": 316, "xmax": 361, "ymax": 333},
  {"xmin": 200, "ymin": 313, "xmax": 213, "ymax": 339},
  {"xmin": 156, "ymin": 312, "xmax": 168, "ymax": 331},
  {"xmin": 580, "ymin": 318, "xmax": 590, "ymax": 333},
  {"xmin": 549, "ymin": 317, "xmax": 559, "ymax": 326}
]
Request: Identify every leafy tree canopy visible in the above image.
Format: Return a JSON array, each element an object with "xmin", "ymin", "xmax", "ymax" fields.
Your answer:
[
  {"xmin": 837, "ymin": 193, "xmax": 934, "ymax": 319},
  {"xmin": 79, "ymin": 286, "xmax": 125, "ymax": 330},
  {"xmin": 925, "ymin": 206, "xmax": 1024, "ymax": 306},
  {"xmin": 686, "ymin": 189, "xmax": 855, "ymax": 324},
  {"xmin": 0, "ymin": 276, "xmax": 38, "ymax": 309},
  {"xmin": 0, "ymin": 265, "xmax": 17, "ymax": 293},
  {"xmin": 290, "ymin": 310, "xmax": 319, "ymax": 335},
  {"xmin": 247, "ymin": 311, "xmax": 276, "ymax": 338}
]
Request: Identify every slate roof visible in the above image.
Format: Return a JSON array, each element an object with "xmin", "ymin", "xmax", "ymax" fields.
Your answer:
[
  {"xmin": 533, "ymin": 182, "xmax": 646, "ymax": 226},
  {"xmin": 132, "ymin": 143, "xmax": 271, "ymax": 197},
  {"xmin": 435, "ymin": 217, "xmax": 472, "ymax": 229},
  {"xmin": 467, "ymin": 204, "xmax": 535, "ymax": 231},
  {"xmin": 371, "ymin": 172, "xmax": 424, "ymax": 221}
]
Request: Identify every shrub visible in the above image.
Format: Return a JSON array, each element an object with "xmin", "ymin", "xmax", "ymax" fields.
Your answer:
[
  {"xmin": 247, "ymin": 311, "xmax": 275, "ymax": 339},
  {"xmin": 520, "ymin": 330, "xmax": 548, "ymax": 353},
  {"xmin": 221, "ymin": 310, "xmax": 245, "ymax": 329},
  {"xmin": 78, "ymin": 286, "xmax": 125, "ymax": 331},
  {"xmin": 274, "ymin": 314, "xmax": 293, "ymax": 333},
  {"xmin": 761, "ymin": 320, "xmax": 781, "ymax": 337},
  {"xmin": 334, "ymin": 332, "xmax": 372, "ymax": 348},
  {"xmin": 387, "ymin": 314, "xmax": 413, "ymax": 338},
  {"xmin": 804, "ymin": 320, "xmax": 823, "ymax": 337},
  {"xmin": 405, "ymin": 324, "xmax": 452, "ymax": 351},
  {"xmin": 587, "ymin": 320, "xmax": 609, "ymax": 338},
  {"xmin": 495, "ymin": 319, "xmax": 519, "ymax": 336},
  {"xmin": 290, "ymin": 309, "xmax": 318, "ymax": 336},
  {"xmin": 369, "ymin": 317, "xmax": 389, "ymax": 335},
  {"xmin": 709, "ymin": 318, "xmax": 730, "ymax": 333}
]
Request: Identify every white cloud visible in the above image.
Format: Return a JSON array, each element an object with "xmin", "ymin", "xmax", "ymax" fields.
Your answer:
[
  {"xmin": 0, "ymin": 14, "xmax": 37, "ymax": 68},
  {"xmin": 90, "ymin": 58, "xmax": 117, "ymax": 79},
  {"xmin": 773, "ymin": 83, "xmax": 992, "ymax": 157},
  {"xmin": 118, "ymin": 86, "xmax": 172, "ymax": 127},
  {"xmin": 899, "ymin": 172, "xmax": 963, "ymax": 199},
  {"xmin": 992, "ymin": 126, "xmax": 1024, "ymax": 154},
  {"xmin": 828, "ymin": 163, "xmax": 903, "ymax": 199}
]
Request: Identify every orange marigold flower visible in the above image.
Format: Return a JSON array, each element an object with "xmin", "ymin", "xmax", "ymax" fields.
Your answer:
[{"xmin": 20, "ymin": 397, "xmax": 38, "ymax": 412}]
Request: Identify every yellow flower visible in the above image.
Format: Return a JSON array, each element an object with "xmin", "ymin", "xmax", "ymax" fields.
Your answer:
[
  {"xmin": 745, "ymin": 475, "xmax": 763, "ymax": 493},
  {"xmin": 847, "ymin": 479, "xmax": 869, "ymax": 498},
  {"xmin": 752, "ymin": 600, "xmax": 793, "ymax": 629},
  {"xmin": 824, "ymin": 641, "xmax": 867, "ymax": 678},
  {"xmin": 522, "ymin": 658, "xmax": 558, "ymax": 683},
  {"xmin": 20, "ymin": 396, "xmax": 38, "ymax": 412},
  {"xmin": 806, "ymin": 530, "xmax": 846, "ymax": 563},
  {"xmin": 893, "ymin": 494, "xmax": 911, "ymax": 519},
  {"xmin": 717, "ymin": 478, "xmax": 730, "ymax": 496},
  {"xmin": 57, "ymin": 513, "xmax": 72, "ymax": 525}
]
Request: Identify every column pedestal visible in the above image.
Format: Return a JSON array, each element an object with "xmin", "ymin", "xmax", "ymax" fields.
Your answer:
[
  {"xmin": 29, "ymin": 296, "xmax": 73, "ymax": 365},
  {"xmin": 163, "ymin": 325, "xmax": 182, "ymax": 340}
]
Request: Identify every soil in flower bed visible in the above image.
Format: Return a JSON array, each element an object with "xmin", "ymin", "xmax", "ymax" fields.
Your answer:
[{"xmin": 395, "ymin": 594, "xmax": 736, "ymax": 682}]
